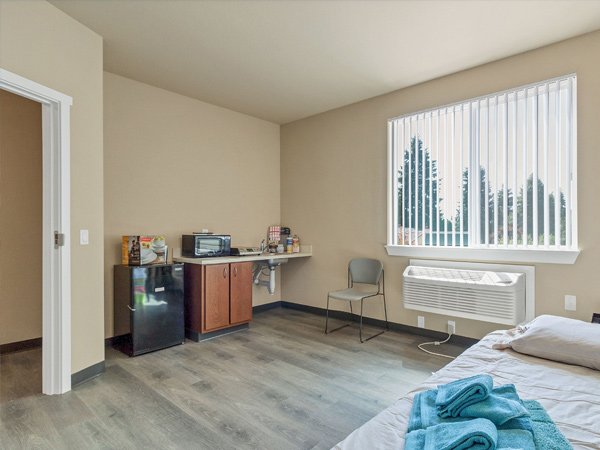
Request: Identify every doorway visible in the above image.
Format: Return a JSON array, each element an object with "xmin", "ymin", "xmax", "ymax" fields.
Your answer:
[
  {"xmin": 0, "ymin": 89, "xmax": 43, "ymax": 400},
  {"xmin": 0, "ymin": 69, "xmax": 72, "ymax": 395}
]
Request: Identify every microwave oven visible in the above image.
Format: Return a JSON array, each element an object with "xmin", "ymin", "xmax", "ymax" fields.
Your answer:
[{"xmin": 181, "ymin": 234, "xmax": 231, "ymax": 258}]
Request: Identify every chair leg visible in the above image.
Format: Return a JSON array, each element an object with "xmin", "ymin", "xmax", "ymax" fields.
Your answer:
[
  {"xmin": 325, "ymin": 296, "xmax": 352, "ymax": 334},
  {"xmin": 359, "ymin": 295, "xmax": 388, "ymax": 343},
  {"xmin": 359, "ymin": 299, "xmax": 364, "ymax": 343},
  {"xmin": 324, "ymin": 295, "xmax": 330, "ymax": 333},
  {"xmin": 383, "ymin": 293, "xmax": 389, "ymax": 331}
]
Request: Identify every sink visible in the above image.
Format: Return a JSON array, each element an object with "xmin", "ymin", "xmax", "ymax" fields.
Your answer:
[
  {"xmin": 256, "ymin": 258, "xmax": 288, "ymax": 267},
  {"xmin": 254, "ymin": 257, "xmax": 288, "ymax": 295}
]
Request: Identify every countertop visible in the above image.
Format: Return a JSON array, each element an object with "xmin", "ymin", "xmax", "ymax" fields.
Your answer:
[{"xmin": 172, "ymin": 246, "xmax": 312, "ymax": 265}]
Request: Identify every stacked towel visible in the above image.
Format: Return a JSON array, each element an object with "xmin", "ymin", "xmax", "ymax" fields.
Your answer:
[
  {"xmin": 460, "ymin": 384, "xmax": 530, "ymax": 425},
  {"xmin": 497, "ymin": 429, "xmax": 536, "ymax": 450},
  {"xmin": 523, "ymin": 400, "xmax": 574, "ymax": 450},
  {"xmin": 436, "ymin": 374, "xmax": 494, "ymax": 418},
  {"xmin": 405, "ymin": 418, "xmax": 497, "ymax": 450},
  {"xmin": 409, "ymin": 384, "xmax": 530, "ymax": 432},
  {"xmin": 407, "ymin": 375, "xmax": 573, "ymax": 450}
]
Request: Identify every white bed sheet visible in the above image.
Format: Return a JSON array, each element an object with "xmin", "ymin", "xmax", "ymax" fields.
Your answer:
[{"xmin": 334, "ymin": 331, "xmax": 600, "ymax": 450}]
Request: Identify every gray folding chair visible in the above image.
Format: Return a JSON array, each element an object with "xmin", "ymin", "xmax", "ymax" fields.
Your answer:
[{"xmin": 325, "ymin": 258, "xmax": 389, "ymax": 343}]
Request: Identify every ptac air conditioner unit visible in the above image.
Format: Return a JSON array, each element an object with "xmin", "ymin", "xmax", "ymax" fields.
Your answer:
[{"xmin": 403, "ymin": 265, "xmax": 525, "ymax": 325}]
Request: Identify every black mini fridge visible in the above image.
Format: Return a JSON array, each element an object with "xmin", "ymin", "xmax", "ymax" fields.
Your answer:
[{"xmin": 114, "ymin": 263, "xmax": 185, "ymax": 356}]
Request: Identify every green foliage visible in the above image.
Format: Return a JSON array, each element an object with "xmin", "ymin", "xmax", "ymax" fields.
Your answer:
[
  {"xmin": 398, "ymin": 137, "xmax": 566, "ymax": 246},
  {"xmin": 397, "ymin": 137, "xmax": 451, "ymax": 232}
]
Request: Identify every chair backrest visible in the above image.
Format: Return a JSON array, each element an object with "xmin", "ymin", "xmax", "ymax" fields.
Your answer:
[{"xmin": 349, "ymin": 258, "xmax": 383, "ymax": 285}]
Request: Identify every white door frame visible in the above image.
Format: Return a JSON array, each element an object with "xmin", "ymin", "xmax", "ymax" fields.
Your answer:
[{"xmin": 0, "ymin": 68, "xmax": 72, "ymax": 395}]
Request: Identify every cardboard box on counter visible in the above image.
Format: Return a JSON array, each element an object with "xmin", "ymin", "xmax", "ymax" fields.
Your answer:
[{"xmin": 122, "ymin": 235, "xmax": 168, "ymax": 265}]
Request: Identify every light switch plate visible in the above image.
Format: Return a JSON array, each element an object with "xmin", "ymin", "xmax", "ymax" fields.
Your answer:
[
  {"xmin": 418, "ymin": 316, "xmax": 425, "ymax": 328},
  {"xmin": 80, "ymin": 229, "xmax": 89, "ymax": 245},
  {"xmin": 565, "ymin": 295, "xmax": 576, "ymax": 311}
]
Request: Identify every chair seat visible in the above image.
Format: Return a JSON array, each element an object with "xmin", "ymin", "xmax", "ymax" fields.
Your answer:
[{"xmin": 328, "ymin": 288, "xmax": 378, "ymax": 301}]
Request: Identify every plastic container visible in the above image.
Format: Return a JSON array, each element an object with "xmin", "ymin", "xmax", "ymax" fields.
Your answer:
[
  {"xmin": 286, "ymin": 237, "xmax": 293, "ymax": 253},
  {"xmin": 292, "ymin": 235, "xmax": 300, "ymax": 253}
]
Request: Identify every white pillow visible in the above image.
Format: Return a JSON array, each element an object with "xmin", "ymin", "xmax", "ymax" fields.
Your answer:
[{"xmin": 493, "ymin": 315, "xmax": 600, "ymax": 371}]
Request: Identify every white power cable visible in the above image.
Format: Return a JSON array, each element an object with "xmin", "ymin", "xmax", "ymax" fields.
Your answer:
[{"xmin": 418, "ymin": 333, "xmax": 456, "ymax": 359}]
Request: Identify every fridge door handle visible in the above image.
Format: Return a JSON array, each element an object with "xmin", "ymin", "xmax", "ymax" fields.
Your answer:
[{"xmin": 127, "ymin": 305, "xmax": 136, "ymax": 312}]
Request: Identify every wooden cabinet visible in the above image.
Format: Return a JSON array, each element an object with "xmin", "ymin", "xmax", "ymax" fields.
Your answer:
[
  {"xmin": 230, "ymin": 262, "xmax": 253, "ymax": 325},
  {"xmin": 184, "ymin": 261, "xmax": 252, "ymax": 338}
]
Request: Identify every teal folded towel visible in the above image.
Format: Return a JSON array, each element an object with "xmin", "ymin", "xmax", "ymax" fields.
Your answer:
[
  {"xmin": 522, "ymin": 400, "xmax": 573, "ymax": 450},
  {"xmin": 436, "ymin": 375, "xmax": 494, "ymax": 418},
  {"xmin": 497, "ymin": 429, "xmax": 536, "ymax": 450},
  {"xmin": 409, "ymin": 385, "xmax": 530, "ymax": 431},
  {"xmin": 405, "ymin": 418, "xmax": 497, "ymax": 450},
  {"xmin": 459, "ymin": 384, "xmax": 529, "ymax": 425}
]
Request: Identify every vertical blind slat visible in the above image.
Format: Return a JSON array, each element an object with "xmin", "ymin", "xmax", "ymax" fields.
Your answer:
[
  {"xmin": 543, "ymin": 84, "xmax": 550, "ymax": 248},
  {"xmin": 566, "ymin": 78, "xmax": 572, "ymax": 249},
  {"xmin": 422, "ymin": 116, "xmax": 426, "ymax": 242},
  {"xmin": 443, "ymin": 112, "xmax": 448, "ymax": 245},
  {"xmin": 429, "ymin": 114, "xmax": 433, "ymax": 246},
  {"xmin": 522, "ymin": 90, "xmax": 528, "ymax": 248},
  {"xmin": 475, "ymin": 102, "xmax": 481, "ymax": 246},
  {"xmin": 533, "ymin": 87, "xmax": 539, "ymax": 248},
  {"xmin": 402, "ymin": 119, "xmax": 406, "ymax": 245},
  {"xmin": 503, "ymin": 94, "xmax": 509, "ymax": 247},
  {"xmin": 451, "ymin": 108, "xmax": 456, "ymax": 247},
  {"xmin": 460, "ymin": 106, "xmax": 464, "ymax": 247},
  {"xmin": 555, "ymin": 83, "xmax": 561, "ymax": 248},
  {"xmin": 494, "ymin": 96, "xmax": 499, "ymax": 247},
  {"xmin": 512, "ymin": 92, "xmax": 518, "ymax": 247},
  {"xmin": 437, "ymin": 114, "xmax": 441, "ymax": 246},
  {"xmin": 415, "ymin": 117, "xmax": 420, "ymax": 246},
  {"xmin": 408, "ymin": 118, "xmax": 412, "ymax": 245},
  {"xmin": 485, "ymin": 99, "xmax": 490, "ymax": 247}
]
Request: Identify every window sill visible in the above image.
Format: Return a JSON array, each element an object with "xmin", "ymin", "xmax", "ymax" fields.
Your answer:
[{"xmin": 385, "ymin": 245, "xmax": 580, "ymax": 264}]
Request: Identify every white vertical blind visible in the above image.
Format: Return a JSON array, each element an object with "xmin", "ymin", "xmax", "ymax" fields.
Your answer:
[
  {"xmin": 389, "ymin": 74, "xmax": 577, "ymax": 252},
  {"xmin": 512, "ymin": 93, "xmax": 518, "ymax": 247}
]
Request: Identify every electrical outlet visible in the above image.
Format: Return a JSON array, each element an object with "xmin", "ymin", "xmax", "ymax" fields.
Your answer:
[
  {"xmin": 418, "ymin": 316, "xmax": 425, "ymax": 328},
  {"xmin": 565, "ymin": 295, "xmax": 577, "ymax": 311},
  {"xmin": 448, "ymin": 321, "xmax": 456, "ymax": 335}
]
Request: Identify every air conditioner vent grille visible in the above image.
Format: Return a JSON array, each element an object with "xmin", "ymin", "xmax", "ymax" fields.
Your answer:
[{"xmin": 403, "ymin": 265, "xmax": 525, "ymax": 325}]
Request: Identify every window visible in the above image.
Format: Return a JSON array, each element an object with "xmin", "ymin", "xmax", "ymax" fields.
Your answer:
[{"xmin": 387, "ymin": 75, "xmax": 578, "ymax": 263}]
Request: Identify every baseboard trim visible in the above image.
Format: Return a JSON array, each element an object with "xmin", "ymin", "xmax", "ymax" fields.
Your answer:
[
  {"xmin": 253, "ymin": 301, "xmax": 282, "ymax": 313},
  {"xmin": 186, "ymin": 323, "xmax": 249, "ymax": 342},
  {"xmin": 280, "ymin": 301, "xmax": 478, "ymax": 347},
  {"xmin": 105, "ymin": 334, "xmax": 129, "ymax": 348},
  {"xmin": 71, "ymin": 360, "xmax": 105, "ymax": 388},
  {"xmin": 0, "ymin": 337, "xmax": 43, "ymax": 355}
]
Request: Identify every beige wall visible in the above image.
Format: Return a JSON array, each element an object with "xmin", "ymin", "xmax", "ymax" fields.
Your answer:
[
  {"xmin": 0, "ymin": 1, "xmax": 104, "ymax": 372},
  {"xmin": 0, "ymin": 91, "xmax": 43, "ymax": 345},
  {"xmin": 103, "ymin": 72, "xmax": 280, "ymax": 338},
  {"xmin": 281, "ymin": 30, "xmax": 600, "ymax": 339}
]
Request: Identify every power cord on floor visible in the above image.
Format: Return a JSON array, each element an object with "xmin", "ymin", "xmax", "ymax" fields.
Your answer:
[{"xmin": 417, "ymin": 333, "xmax": 456, "ymax": 359}]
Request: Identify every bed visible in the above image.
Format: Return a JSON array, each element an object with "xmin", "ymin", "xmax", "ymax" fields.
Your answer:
[{"xmin": 334, "ymin": 330, "xmax": 600, "ymax": 450}]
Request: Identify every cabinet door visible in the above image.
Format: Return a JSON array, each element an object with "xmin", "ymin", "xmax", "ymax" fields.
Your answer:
[
  {"xmin": 230, "ymin": 262, "xmax": 253, "ymax": 325},
  {"xmin": 204, "ymin": 264, "xmax": 230, "ymax": 331}
]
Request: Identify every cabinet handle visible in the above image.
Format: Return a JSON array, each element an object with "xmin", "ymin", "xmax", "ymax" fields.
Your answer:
[
  {"xmin": 224, "ymin": 268, "xmax": 228, "ymax": 278},
  {"xmin": 234, "ymin": 267, "xmax": 238, "ymax": 277},
  {"xmin": 127, "ymin": 305, "xmax": 136, "ymax": 312}
]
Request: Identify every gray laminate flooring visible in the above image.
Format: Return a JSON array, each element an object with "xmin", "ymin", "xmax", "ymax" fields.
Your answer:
[{"xmin": 0, "ymin": 308, "xmax": 469, "ymax": 450}]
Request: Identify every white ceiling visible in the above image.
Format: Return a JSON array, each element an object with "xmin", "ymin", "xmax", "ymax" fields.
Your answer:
[{"xmin": 50, "ymin": 1, "xmax": 600, "ymax": 124}]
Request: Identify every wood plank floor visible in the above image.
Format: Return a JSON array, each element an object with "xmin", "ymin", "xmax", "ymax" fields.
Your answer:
[{"xmin": 0, "ymin": 308, "xmax": 469, "ymax": 450}]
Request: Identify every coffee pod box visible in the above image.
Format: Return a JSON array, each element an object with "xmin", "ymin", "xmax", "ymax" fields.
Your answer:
[{"xmin": 122, "ymin": 236, "xmax": 168, "ymax": 265}]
